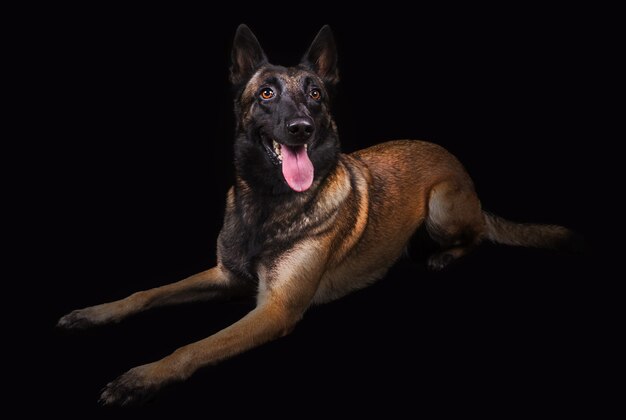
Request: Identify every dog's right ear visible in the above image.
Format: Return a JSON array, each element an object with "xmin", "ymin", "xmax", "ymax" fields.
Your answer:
[{"xmin": 230, "ymin": 24, "xmax": 268, "ymax": 85}]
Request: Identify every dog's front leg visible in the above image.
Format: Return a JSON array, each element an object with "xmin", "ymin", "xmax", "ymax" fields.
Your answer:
[
  {"xmin": 57, "ymin": 265, "xmax": 250, "ymax": 329},
  {"xmin": 99, "ymin": 240, "xmax": 328, "ymax": 406}
]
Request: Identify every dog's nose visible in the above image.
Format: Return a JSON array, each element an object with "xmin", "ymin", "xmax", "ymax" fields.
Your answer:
[{"xmin": 286, "ymin": 118, "xmax": 314, "ymax": 141}]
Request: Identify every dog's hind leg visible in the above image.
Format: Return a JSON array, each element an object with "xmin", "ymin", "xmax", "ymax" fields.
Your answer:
[
  {"xmin": 425, "ymin": 181, "xmax": 486, "ymax": 270},
  {"xmin": 57, "ymin": 266, "xmax": 251, "ymax": 330}
]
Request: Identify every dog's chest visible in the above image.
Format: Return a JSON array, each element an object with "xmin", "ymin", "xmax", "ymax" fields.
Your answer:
[{"xmin": 217, "ymin": 201, "xmax": 321, "ymax": 283}]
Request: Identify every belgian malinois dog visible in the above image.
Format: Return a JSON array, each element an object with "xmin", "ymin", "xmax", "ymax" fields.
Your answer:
[{"xmin": 58, "ymin": 24, "xmax": 578, "ymax": 405}]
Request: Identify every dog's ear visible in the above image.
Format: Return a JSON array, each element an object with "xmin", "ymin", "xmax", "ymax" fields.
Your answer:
[
  {"xmin": 301, "ymin": 25, "xmax": 339, "ymax": 86},
  {"xmin": 230, "ymin": 24, "xmax": 268, "ymax": 85}
]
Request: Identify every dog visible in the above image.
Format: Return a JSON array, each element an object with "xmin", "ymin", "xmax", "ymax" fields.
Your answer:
[{"xmin": 58, "ymin": 24, "xmax": 578, "ymax": 405}]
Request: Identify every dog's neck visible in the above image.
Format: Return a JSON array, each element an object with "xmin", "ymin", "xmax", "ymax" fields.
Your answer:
[{"xmin": 232, "ymin": 154, "xmax": 353, "ymax": 228}]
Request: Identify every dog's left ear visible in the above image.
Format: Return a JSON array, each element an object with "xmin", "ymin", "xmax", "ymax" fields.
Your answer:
[{"xmin": 301, "ymin": 25, "xmax": 339, "ymax": 86}]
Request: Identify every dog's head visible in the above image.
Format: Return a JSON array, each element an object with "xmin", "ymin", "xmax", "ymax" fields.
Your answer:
[{"xmin": 230, "ymin": 24, "xmax": 340, "ymax": 194}]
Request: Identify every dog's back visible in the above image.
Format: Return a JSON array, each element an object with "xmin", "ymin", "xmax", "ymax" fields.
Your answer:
[{"xmin": 313, "ymin": 139, "xmax": 577, "ymax": 302}]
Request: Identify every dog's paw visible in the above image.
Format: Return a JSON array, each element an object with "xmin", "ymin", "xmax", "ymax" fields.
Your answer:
[
  {"xmin": 57, "ymin": 304, "xmax": 118, "ymax": 330},
  {"xmin": 99, "ymin": 365, "xmax": 162, "ymax": 406},
  {"xmin": 427, "ymin": 252, "xmax": 454, "ymax": 271},
  {"xmin": 57, "ymin": 309, "xmax": 97, "ymax": 330}
]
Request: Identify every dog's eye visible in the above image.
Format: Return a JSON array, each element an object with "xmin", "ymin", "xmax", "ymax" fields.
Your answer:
[
  {"xmin": 309, "ymin": 89, "xmax": 322, "ymax": 101},
  {"xmin": 259, "ymin": 88, "xmax": 275, "ymax": 100}
]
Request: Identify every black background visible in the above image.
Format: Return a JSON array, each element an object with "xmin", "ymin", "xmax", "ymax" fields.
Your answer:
[{"xmin": 35, "ymin": 5, "xmax": 594, "ymax": 416}]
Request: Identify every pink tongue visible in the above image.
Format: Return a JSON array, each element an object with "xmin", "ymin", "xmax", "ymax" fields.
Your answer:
[{"xmin": 281, "ymin": 144, "xmax": 314, "ymax": 192}]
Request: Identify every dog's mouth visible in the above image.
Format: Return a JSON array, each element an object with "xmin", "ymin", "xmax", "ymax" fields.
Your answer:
[{"xmin": 260, "ymin": 134, "xmax": 314, "ymax": 192}]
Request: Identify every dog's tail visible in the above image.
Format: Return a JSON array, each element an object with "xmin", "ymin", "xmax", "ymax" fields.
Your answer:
[{"xmin": 483, "ymin": 212, "xmax": 583, "ymax": 253}]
